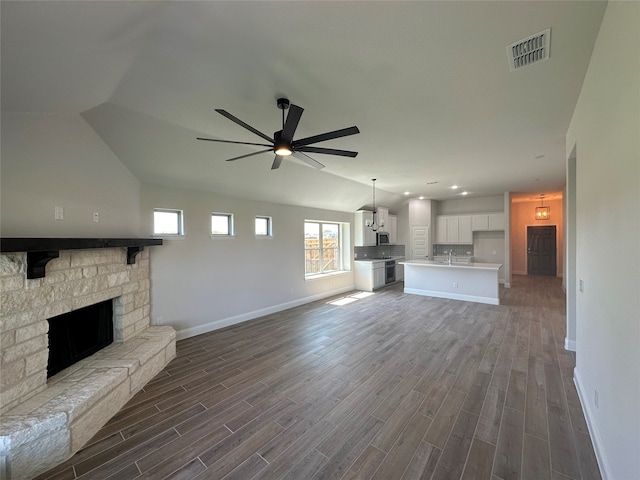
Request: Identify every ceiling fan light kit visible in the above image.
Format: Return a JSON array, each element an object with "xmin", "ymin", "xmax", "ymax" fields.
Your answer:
[{"xmin": 197, "ymin": 97, "xmax": 360, "ymax": 170}]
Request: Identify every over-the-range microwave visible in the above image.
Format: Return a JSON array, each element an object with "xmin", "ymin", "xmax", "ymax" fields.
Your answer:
[{"xmin": 376, "ymin": 232, "xmax": 390, "ymax": 245}]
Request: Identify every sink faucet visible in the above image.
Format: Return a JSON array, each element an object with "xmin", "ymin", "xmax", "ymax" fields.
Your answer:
[{"xmin": 448, "ymin": 249, "xmax": 456, "ymax": 265}]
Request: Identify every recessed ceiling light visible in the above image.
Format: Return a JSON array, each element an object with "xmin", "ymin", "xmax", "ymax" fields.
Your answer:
[
  {"xmin": 419, "ymin": 196, "xmax": 425, "ymax": 200},
  {"xmin": 451, "ymin": 185, "xmax": 459, "ymax": 190},
  {"xmin": 404, "ymin": 191, "xmax": 410, "ymax": 196},
  {"xmin": 461, "ymin": 191, "xmax": 469, "ymax": 196}
]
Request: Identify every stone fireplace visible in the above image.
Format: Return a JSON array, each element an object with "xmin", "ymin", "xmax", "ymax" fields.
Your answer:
[{"xmin": 0, "ymin": 240, "xmax": 176, "ymax": 480}]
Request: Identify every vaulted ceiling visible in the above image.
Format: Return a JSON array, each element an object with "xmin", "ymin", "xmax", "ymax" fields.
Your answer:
[{"xmin": 1, "ymin": 1, "xmax": 607, "ymax": 212}]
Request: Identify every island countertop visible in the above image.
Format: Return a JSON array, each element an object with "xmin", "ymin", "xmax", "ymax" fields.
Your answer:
[{"xmin": 400, "ymin": 259, "xmax": 502, "ymax": 270}]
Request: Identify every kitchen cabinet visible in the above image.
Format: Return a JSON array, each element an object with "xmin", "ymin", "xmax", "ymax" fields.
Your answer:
[
  {"xmin": 435, "ymin": 215, "xmax": 472, "ymax": 244},
  {"xmin": 355, "ymin": 210, "xmax": 377, "ymax": 246},
  {"xmin": 373, "ymin": 264, "xmax": 386, "ymax": 289},
  {"xmin": 471, "ymin": 213, "xmax": 505, "ymax": 231},
  {"xmin": 354, "ymin": 260, "xmax": 386, "ymax": 291},
  {"xmin": 377, "ymin": 207, "xmax": 389, "ymax": 230},
  {"xmin": 458, "ymin": 216, "xmax": 472, "ymax": 243},
  {"xmin": 387, "ymin": 215, "xmax": 398, "ymax": 244}
]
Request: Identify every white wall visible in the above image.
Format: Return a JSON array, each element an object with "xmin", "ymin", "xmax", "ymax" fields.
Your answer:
[
  {"xmin": 565, "ymin": 2, "xmax": 640, "ymax": 478},
  {"xmin": 472, "ymin": 231, "xmax": 505, "ymax": 282},
  {"xmin": 141, "ymin": 184, "xmax": 356, "ymax": 339},
  {"xmin": 435, "ymin": 195, "xmax": 504, "ymax": 215},
  {"xmin": 1, "ymin": 113, "xmax": 141, "ymax": 237}
]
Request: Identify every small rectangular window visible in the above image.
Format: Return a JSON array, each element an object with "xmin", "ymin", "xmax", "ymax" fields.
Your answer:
[
  {"xmin": 154, "ymin": 209, "xmax": 183, "ymax": 235},
  {"xmin": 211, "ymin": 213, "xmax": 234, "ymax": 236},
  {"xmin": 255, "ymin": 216, "xmax": 272, "ymax": 236}
]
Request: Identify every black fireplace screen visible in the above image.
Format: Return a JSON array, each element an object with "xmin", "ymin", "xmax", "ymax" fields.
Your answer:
[{"xmin": 47, "ymin": 300, "xmax": 114, "ymax": 378}]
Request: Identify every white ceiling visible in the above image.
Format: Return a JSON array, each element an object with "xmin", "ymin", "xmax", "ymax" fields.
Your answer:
[{"xmin": 1, "ymin": 1, "xmax": 607, "ymax": 212}]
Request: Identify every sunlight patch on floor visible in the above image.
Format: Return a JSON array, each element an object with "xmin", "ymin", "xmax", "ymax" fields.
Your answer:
[{"xmin": 327, "ymin": 291, "xmax": 375, "ymax": 306}]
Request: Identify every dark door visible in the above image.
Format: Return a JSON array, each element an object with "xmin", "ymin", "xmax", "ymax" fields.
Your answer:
[{"xmin": 527, "ymin": 226, "xmax": 557, "ymax": 276}]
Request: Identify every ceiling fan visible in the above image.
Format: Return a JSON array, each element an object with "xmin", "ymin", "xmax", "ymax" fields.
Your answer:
[{"xmin": 197, "ymin": 98, "xmax": 359, "ymax": 170}]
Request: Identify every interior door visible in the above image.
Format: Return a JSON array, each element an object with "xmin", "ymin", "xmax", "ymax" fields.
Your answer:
[
  {"xmin": 527, "ymin": 226, "xmax": 556, "ymax": 276},
  {"xmin": 411, "ymin": 225, "xmax": 429, "ymax": 259}
]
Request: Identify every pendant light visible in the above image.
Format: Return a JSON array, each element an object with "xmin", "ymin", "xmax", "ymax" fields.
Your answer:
[
  {"xmin": 535, "ymin": 194, "xmax": 550, "ymax": 220},
  {"xmin": 366, "ymin": 179, "xmax": 384, "ymax": 231}
]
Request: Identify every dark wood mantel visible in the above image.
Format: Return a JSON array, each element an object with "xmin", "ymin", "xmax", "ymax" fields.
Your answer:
[{"xmin": 0, "ymin": 238, "xmax": 162, "ymax": 279}]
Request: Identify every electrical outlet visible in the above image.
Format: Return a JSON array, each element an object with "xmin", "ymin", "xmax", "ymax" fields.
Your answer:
[
  {"xmin": 579, "ymin": 279, "xmax": 584, "ymax": 293},
  {"xmin": 492, "ymin": 250, "xmax": 497, "ymax": 255},
  {"xmin": 453, "ymin": 282, "xmax": 458, "ymax": 288},
  {"xmin": 594, "ymin": 389, "xmax": 599, "ymax": 408},
  {"xmin": 93, "ymin": 212, "xmax": 99, "ymax": 223},
  {"xmin": 54, "ymin": 206, "xmax": 64, "ymax": 220}
]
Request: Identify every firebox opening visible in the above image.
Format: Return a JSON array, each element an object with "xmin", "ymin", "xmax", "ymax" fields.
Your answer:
[{"xmin": 47, "ymin": 300, "xmax": 114, "ymax": 378}]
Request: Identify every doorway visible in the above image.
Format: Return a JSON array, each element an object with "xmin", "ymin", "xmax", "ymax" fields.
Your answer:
[{"xmin": 527, "ymin": 226, "xmax": 557, "ymax": 276}]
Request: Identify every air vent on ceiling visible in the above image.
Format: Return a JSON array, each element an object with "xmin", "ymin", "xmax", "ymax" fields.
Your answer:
[{"xmin": 507, "ymin": 28, "xmax": 551, "ymax": 71}]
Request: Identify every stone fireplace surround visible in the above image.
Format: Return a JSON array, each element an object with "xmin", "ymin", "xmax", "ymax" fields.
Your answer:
[{"xmin": 0, "ymin": 240, "xmax": 176, "ymax": 480}]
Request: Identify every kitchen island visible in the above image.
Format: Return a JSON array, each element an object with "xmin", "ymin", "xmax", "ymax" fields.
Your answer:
[{"xmin": 400, "ymin": 259, "xmax": 502, "ymax": 305}]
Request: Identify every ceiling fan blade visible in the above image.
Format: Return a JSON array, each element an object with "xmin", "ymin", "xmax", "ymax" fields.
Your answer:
[
  {"xmin": 292, "ymin": 126, "xmax": 360, "ymax": 147},
  {"xmin": 225, "ymin": 149, "xmax": 272, "ymax": 162},
  {"xmin": 281, "ymin": 104, "xmax": 303, "ymax": 144},
  {"xmin": 215, "ymin": 109, "xmax": 273, "ymax": 143},
  {"xmin": 197, "ymin": 137, "xmax": 272, "ymax": 148},
  {"xmin": 271, "ymin": 155, "xmax": 284, "ymax": 170},
  {"xmin": 296, "ymin": 146, "xmax": 358, "ymax": 158},
  {"xmin": 293, "ymin": 152, "xmax": 325, "ymax": 169}
]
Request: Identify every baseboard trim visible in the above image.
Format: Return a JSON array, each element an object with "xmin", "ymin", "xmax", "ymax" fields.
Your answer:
[
  {"xmin": 175, "ymin": 285, "xmax": 355, "ymax": 340},
  {"xmin": 574, "ymin": 367, "xmax": 612, "ymax": 480},
  {"xmin": 564, "ymin": 337, "xmax": 576, "ymax": 351}
]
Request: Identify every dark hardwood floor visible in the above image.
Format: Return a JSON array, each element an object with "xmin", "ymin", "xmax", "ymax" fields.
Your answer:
[{"xmin": 36, "ymin": 275, "xmax": 601, "ymax": 480}]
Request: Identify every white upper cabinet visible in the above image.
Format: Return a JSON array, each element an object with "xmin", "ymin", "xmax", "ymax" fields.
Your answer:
[
  {"xmin": 436, "ymin": 215, "xmax": 472, "ymax": 244},
  {"xmin": 387, "ymin": 215, "xmax": 397, "ymax": 244},
  {"xmin": 354, "ymin": 210, "xmax": 377, "ymax": 246},
  {"xmin": 471, "ymin": 213, "xmax": 505, "ymax": 231},
  {"xmin": 458, "ymin": 216, "xmax": 472, "ymax": 243},
  {"xmin": 377, "ymin": 207, "xmax": 389, "ymax": 230}
]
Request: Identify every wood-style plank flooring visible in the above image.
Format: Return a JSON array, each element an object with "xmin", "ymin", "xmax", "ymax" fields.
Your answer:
[{"xmin": 36, "ymin": 275, "xmax": 601, "ymax": 480}]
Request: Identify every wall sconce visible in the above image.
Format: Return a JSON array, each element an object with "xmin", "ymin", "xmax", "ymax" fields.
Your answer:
[{"xmin": 535, "ymin": 194, "xmax": 550, "ymax": 220}]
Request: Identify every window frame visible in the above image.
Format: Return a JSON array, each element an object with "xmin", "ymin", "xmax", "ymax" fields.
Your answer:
[
  {"xmin": 255, "ymin": 216, "xmax": 273, "ymax": 237},
  {"xmin": 153, "ymin": 208, "xmax": 184, "ymax": 237},
  {"xmin": 304, "ymin": 220, "xmax": 350, "ymax": 278},
  {"xmin": 211, "ymin": 212, "xmax": 234, "ymax": 237}
]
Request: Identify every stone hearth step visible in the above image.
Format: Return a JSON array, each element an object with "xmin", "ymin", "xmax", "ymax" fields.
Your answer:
[{"xmin": 0, "ymin": 325, "xmax": 176, "ymax": 480}]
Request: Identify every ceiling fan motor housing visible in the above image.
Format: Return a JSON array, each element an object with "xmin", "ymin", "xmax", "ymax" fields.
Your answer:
[
  {"xmin": 277, "ymin": 98, "xmax": 290, "ymax": 110},
  {"xmin": 273, "ymin": 130, "xmax": 292, "ymax": 155}
]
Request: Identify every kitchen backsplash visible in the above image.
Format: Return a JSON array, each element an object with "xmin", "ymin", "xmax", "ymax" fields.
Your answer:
[
  {"xmin": 354, "ymin": 245, "xmax": 405, "ymax": 259},
  {"xmin": 433, "ymin": 244, "xmax": 474, "ymax": 257}
]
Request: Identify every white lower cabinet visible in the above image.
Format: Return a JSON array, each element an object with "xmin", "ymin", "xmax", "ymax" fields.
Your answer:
[
  {"xmin": 355, "ymin": 260, "xmax": 404, "ymax": 291},
  {"xmin": 355, "ymin": 261, "xmax": 385, "ymax": 291},
  {"xmin": 373, "ymin": 265, "xmax": 386, "ymax": 289}
]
